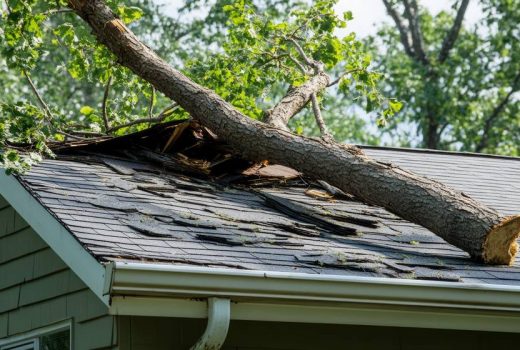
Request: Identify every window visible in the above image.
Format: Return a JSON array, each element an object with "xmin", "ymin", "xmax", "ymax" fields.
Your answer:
[
  {"xmin": 0, "ymin": 324, "xmax": 70, "ymax": 350},
  {"xmin": 1, "ymin": 339, "xmax": 38, "ymax": 350},
  {"xmin": 39, "ymin": 329, "xmax": 70, "ymax": 350},
  {"xmin": 1, "ymin": 340, "xmax": 38, "ymax": 350}
]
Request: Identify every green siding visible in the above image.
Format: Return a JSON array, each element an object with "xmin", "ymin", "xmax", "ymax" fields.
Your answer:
[
  {"xmin": 0, "ymin": 227, "xmax": 47, "ymax": 262},
  {"xmin": 0, "ymin": 196, "xmax": 8, "ymax": 209},
  {"xmin": 117, "ymin": 316, "xmax": 520, "ymax": 350},
  {"xmin": 75, "ymin": 315, "xmax": 116, "ymax": 350},
  {"xmin": 0, "ymin": 196, "xmax": 115, "ymax": 350},
  {"xmin": 0, "ymin": 314, "xmax": 7, "ymax": 338}
]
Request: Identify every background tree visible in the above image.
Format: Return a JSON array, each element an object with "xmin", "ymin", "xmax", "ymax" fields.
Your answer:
[{"xmin": 371, "ymin": 0, "xmax": 520, "ymax": 154}]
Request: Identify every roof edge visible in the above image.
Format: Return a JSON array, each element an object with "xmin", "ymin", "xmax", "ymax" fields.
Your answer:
[
  {"xmin": 0, "ymin": 171, "xmax": 109, "ymax": 305},
  {"xmin": 359, "ymin": 144, "xmax": 520, "ymax": 161},
  {"xmin": 108, "ymin": 261, "xmax": 520, "ymax": 332}
]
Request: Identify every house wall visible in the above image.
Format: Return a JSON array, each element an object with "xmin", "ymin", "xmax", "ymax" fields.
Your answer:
[
  {"xmin": 118, "ymin": 316, "xmax": 520, "ymax": 350},
  {"xmin": 0, "ymin": 195, "xmax": 116, "ymax": 350}
]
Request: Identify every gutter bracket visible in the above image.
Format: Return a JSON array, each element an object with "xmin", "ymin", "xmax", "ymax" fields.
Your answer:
[{"xmin": 190, "ymin": 297, "xmax": 231, "ymax": 350}]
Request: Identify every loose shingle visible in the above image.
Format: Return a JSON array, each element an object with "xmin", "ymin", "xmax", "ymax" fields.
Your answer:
[{"xmin": 16, "ymin": 146, "xmax": 520, "ymax": 287}]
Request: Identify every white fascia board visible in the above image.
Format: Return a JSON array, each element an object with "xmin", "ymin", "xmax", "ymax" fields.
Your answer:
[
  {"xmin": 0, "ymin": 172, "xmax": 109, "ymax": 305},
  {"xmin": 109, "ymin": 296, "xmax": 520, "ymax": 333},
  {"xmin": 108, "ymin": 261, "xmax": 520, "ymax": 332}
]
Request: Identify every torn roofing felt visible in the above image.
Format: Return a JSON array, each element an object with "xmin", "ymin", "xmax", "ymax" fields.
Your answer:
[{"xmin": 16, "ymin": 120, "xmax": 520, "ymax": 285}]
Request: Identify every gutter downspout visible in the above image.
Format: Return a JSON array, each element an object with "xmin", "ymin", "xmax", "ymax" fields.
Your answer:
[{"xmin": 190, "ymin": 298, "xmax": 231, "ymax": 350}]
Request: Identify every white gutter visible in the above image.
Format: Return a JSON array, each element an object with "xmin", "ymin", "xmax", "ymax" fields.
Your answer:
[
  {"xmin": 106, "ymin": 261, "xmax": 520, "ymax": 333},
  {"xmin": 190, "ymin": 298, "xmax": 230, "ymax": 350}
]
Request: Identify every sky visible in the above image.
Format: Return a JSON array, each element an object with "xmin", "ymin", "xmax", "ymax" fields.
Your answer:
[
  {"xmin": 161, "ymin": 0, "xmax": 483, "ymax": 39},
  {"xmin": 335, "ymin": 0, "xmax": 482, "ymax": 38}
]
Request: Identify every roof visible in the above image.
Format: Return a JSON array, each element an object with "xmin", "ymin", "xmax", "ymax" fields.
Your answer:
[{"xmin": 13, "ymin": 122, "xmax": 520, "ymax": 287}]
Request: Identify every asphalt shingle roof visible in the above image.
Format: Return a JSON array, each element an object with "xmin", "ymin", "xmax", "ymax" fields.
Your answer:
[{"xmin": 16, "ymin": 136, "xmax": 520, "ymax": 286}]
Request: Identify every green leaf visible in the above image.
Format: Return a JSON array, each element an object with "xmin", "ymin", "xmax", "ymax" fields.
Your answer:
[
  {"xmin": 389, "ymin": 100, "xmax": 403, "ymax": 113},
  {"xmin": 118, "ymin": 6, "xmax": 144, "ymax": 24},
  {"xmin": 79, "ymin": 106, "xmax": 94, "ymax": 116}
]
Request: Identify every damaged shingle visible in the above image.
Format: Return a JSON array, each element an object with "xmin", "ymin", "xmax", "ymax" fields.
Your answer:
[
  {"xmin": 258, "ymin": 191, "xmax": 380, "ymax": 236},
  {"xmin": 123, "ymin": 214, "xmax": 173, "ymax": 237},
  {"xmin": 90, "ymin": 195, "xmax": 139, "ymax": 212},
  {"xmin": 19, "ymin": 126, "xmax": 520, "ymax": 287},
  {"xmin": 296, "ymin": 251, "xmax": 460, "ymax": 281}
]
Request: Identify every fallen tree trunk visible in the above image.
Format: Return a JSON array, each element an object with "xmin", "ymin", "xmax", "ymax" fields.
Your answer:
[{"xmin": 68, "ymin": 0, "xmax": 520, "ymax": 265}]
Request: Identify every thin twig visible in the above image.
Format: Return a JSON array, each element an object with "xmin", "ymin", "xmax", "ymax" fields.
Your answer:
[
  {"xmin": 56, "ymin": 130, "xmax": 90, "ymax": 141},
  {"xmin": 256, "ymin": 53, "xmax": 290, "ymax": 68},
  {"xmin": 102, "ymin": 75, "xmax": 112, "ymax": 133},
  {"xmin": 64, "ymin": 130, "xmax": 105, "ymax": 137},
  {"xmin": 23, "ymin": 71, "xmax": 53, "ymax": 121},
  {"xmin": 148, "ymin": 85, "xmax": 155, "ymax": 127},
  {"xmin": 327, "ymin": 68, "xmax": 364, "ymax": 87},
  {"xmin": 44, "ymin": 8, "xmax": 74, "ymax": 16},
  {"xmin": 287, "ymin": 54, "xmax": 308, "ymax": 74},
  {"xmin": 310, "ymin": 93, "xmax": 333, "ymax": 141},
  {"xmin": 107, "ymin": 103, "xmax": 178, "ymax": 133},
  {"xmin": 288, "ymin": 38, "xmax": 313, "ymax": 66}
]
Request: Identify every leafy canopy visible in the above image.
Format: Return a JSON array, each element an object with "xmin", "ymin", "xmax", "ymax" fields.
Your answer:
[
  {"xmin": 369, "ymin": 0, "xmax": 520, "ymax": 154},
  {"xmin": 0, "ymin": 0, "xmax": 397, "ymax": 173}
]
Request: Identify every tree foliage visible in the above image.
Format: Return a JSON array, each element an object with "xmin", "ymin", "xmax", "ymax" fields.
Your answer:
[
  {"xmin": 371, "ymin": 0, "xmax": 520, "ymax": 154},
  {"xmin": 0, "ymin": 0, "xmax": 398, "ymax": 172}
]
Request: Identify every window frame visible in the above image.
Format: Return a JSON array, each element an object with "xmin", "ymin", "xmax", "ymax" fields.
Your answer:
[
  {"xmin": 0, "ymin": 339, "xmax": 39, "ymax": 350},
  {"xmin": 0, "ymin": 320, "xmax": 71, "ymax": 350}
]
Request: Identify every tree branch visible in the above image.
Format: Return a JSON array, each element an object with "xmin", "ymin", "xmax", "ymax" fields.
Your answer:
[
  {"xmin": 107, "ymin": 103, "xmax": 178, "ymax": 133},
  {"xmin": 327, "ymin": 68, "xmax": 364, "ymax": 87},
  {"xmin": 402, "ymin": 0, "xmax": 429, "ymax": 65},
  {"xmin": 382, "ymin": 0, "xmax": 415, "ymax": 58},
  {"xmin": 438, "ymin": 0, "xmax": 470, "ymax": 63},
  {"xmin": 262, "ymin": 38, "xmax": 329, "ymax": 130},
  {"xmin": 475, "ymin": 71, "xmax": 520, "ymax": 153},
  {"xmin": 263, "ymin": 72, "xmax": 330, "ymax": 130},
  {"xmin": 44, "ymin": 8, "xmax": 74, "ymax": 16},
  {"xmin": 23, "ymin": 71, "xmax": 53, "ymax": 121},
  {"xmin": 148, "ymin": 85, "xmax": 155, "ymax": 126},
  {"xmin": 310, "ymin": 93, "xmax": 332, "ymax": 141},
  {"xmin": 287, "ymin": 37, "xmax": 322, "ymax": 72},
  {"xmin": 102, "ymin": 75, "xmax": 112, "ymax": 133},
  {"xmin": 287, "ymin": 54, "xmax": 308, "ymax": 74}
]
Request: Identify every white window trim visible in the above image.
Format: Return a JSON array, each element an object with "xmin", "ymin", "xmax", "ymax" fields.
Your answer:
[
  {"xmin": 1, "ymin": 338, "xmax": 39, "ymax": 350},
  {"xmin": 0, "ymin": 320, "xmax": 71, "ymax": 349}
]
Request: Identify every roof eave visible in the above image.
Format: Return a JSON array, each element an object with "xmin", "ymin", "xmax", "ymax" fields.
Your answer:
[
  {"xmin": 0, "ymin": 171, "xmax": 110, "ymax": 306},
  {"xmin": 107, "ymin": 261, "xmax": 520, "ymax": 333}
]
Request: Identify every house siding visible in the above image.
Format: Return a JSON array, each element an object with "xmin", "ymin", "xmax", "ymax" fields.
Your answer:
[
  {"xmin": 118, "ymin": 316, "xmax": 520, "ymax": 350},
  {"xmin": 0, "ymin": 195, "xmax": 116, "ymax": 349}
]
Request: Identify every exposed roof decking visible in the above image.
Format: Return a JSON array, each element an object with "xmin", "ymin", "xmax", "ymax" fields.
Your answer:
[{"xmin": 17, "ymin": 147, "xmax": 520, "ymax": 287}]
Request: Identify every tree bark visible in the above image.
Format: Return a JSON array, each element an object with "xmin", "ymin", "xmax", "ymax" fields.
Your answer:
[
  {"xmin": 437, "ymin": 0, "xmax": 470, "ymax": 63},
  {"xmin": 68, "ymin": 0, "xmax": 520, "ymax": 265},
  {"xmin": 264, "ymin": 72, "xmax": 330, "ymax": 130},
  {"xmin": 402, "ymin": 0, "xmax": 429, "ymax": 65},
  {"xmin": 382, "ymin": 0, "xmax": 414, "ymax": 59}
]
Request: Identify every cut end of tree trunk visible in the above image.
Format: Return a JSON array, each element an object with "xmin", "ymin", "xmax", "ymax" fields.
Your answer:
[{"xmin": 483, "ymin": 215, "xmax": 520, "ymax": 265}]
